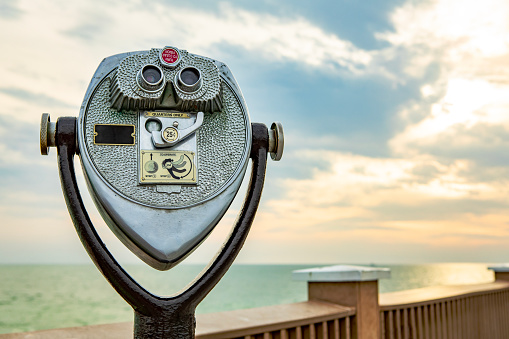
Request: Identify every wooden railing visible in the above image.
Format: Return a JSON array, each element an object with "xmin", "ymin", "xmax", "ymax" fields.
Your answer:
[
  {"xmin": 196, "ymin": 301, "xmax": 355, "ymax": 339},
  {"xmin": 379, "ymin": 281, "xmax": 509, "ymax": 339}
]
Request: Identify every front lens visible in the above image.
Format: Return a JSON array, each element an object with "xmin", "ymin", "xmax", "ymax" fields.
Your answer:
[{"xmin": 142, "ymin": 65, "xmax": 162, "ymax": 84}]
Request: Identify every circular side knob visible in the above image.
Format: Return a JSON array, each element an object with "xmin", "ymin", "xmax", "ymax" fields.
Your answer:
[
  {"xmin": 40, "ymin": 113, "xmax": 56, "ymax": 155},
  {"xmin": 268, "ymin": 122, "xmax": 284, "ymax": 161}
]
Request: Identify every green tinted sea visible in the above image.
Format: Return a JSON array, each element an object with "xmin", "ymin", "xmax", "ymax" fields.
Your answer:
[{"xmin": 0, "ymin": 263, "xmax": 495, "ymax": 334}]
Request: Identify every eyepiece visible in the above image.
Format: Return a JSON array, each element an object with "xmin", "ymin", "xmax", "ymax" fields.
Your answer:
[
  {"xmin": 142, "ymin": 66, "xmax": 162, "ymax": 84},
  {"xmin": 180, "ymin": 68, "xmax": 200, "ymax": 86},
  {"xmin": 137, "ymin": 64, "xmax": 165, "ymax": 92},
  {"xmin": 176, "ymin": 67, "xmax": 202, "ymax": 93}
]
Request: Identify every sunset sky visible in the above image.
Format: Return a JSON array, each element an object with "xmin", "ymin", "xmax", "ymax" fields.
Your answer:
[{"xmin": 1, "ymin": 0, "xmax": 509, "ymax": 266}]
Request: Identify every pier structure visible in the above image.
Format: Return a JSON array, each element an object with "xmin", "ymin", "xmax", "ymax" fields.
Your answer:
[{"xmin": 2, "ymin": 264, "xmax": 509, "ymax": 339}]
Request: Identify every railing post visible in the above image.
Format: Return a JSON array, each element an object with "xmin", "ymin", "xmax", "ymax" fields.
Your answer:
[
  {"xmin": 293, "ymin": 265, "xmax": 390, "ymax": 339},
  {"xmin": 488, "ymin": 264, "xmax": 509, "ymax": 281}
]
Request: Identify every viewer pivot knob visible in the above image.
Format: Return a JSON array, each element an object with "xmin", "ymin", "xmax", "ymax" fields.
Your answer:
[
  {"xmin": 40, "ymin": 113, "xmax": 56, "ymax": 155},
  {"xmin": 268, "ymin": 122, "xmax": 284, "ymax": 161}
]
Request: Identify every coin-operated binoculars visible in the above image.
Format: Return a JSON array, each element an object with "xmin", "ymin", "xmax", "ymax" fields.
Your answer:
[{"xmin": 40, "ymin": 46, "xmax": 283, "ymax": 338}]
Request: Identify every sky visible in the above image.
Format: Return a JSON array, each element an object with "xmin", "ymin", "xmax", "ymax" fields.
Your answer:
[{"xmin": 1, "ymin": 0, "xmax": 509, "ymax": 266}]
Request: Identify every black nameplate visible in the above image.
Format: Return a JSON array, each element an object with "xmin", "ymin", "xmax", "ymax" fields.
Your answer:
[{"xmin": 94, "ymin": 124, "xmax": 135, "ymax": 145}]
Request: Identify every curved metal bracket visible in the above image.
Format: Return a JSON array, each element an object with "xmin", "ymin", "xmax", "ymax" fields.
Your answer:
[{"xmin": 56, "ymin": 116, "xmax": 268, "ymax": 338}]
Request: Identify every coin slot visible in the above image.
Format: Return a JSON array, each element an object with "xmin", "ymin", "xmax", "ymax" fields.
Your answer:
[
  {"xmin": 145, "ymin": 118, "xmax": 162, "ymax": 133},
  {"xmin": 162, "ymin": 127, "xmax": 179, "ymax": 143}
]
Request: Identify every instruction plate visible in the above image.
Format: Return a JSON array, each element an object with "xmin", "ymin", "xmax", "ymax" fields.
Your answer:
[{"xmin": 140, "ymin": 150, "xmax": 196, "ymax": 184}]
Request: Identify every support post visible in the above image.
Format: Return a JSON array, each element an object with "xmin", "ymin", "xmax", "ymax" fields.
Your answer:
[
  {"xmin": 489, "ymin": 264, "xmax": 509, "ymax": 281},
  {"xmin": 293, "ymin": 265, "xmax": 390, "ymax": 339}
]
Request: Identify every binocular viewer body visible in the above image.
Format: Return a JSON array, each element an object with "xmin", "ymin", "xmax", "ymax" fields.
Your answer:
[{"xmin": 77, "ymin": 47, "xmax": 252, "ymax": 270}]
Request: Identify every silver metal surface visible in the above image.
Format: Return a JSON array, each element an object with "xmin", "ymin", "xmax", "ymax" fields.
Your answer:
[
  {"xmin": 84, "ymin": 78, "xmax": 248, "ymax": 207},
  {"xmin": 77, "ymin": 47, "xmax": 251, "ymax": 270}
]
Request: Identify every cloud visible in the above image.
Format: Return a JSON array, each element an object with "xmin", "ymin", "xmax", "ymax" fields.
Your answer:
[
  {"xmin": 0, "ymin": 0, "xmax": 23, "ymax": 20},
  {"xmin": 250, "ymin": 146, "xmax": 509, "ymax": 262},
  {"xmin": 390, "ymin": 78, "xmax": 509, "ymax": 158},
  {"xmin": 0, "ymin": 1, "xmax": 374, "ymax": 90},
  {"xmin": 248, "ymin": 0, "xmax": 509, "ymax": 262},
  {"xmin": 0, "ymin": 115, "xmax": 53, "ymax": 167},
  {"xmin": 62, "ymin": 23, "xmax": 108, "ymax": 41},
  {"xmin": 377, "ymin": 0, "xmax": 509, "ymax": 59},
  {"xmin": 0, "ymin": 87, "xmax": 75, "ymax": 109},
  {"xmin": 266, "ymin": 151, "xmax": 505, "ymax": 216},
  {"xmin": 371, "ymin": 0, "xmax": 509, "ymax": 85},
  {"xmin": 0, "ymin": 1, "xmax": 384, "ymax": 125}
]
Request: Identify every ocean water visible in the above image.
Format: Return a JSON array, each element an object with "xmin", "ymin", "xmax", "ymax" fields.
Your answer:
[{"xmin": 0, "ymin": 263, "xmax": 495, "ymax": 334}]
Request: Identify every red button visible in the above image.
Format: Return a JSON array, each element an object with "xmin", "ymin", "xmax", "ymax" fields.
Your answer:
[{"xmin": 161, "ymin": 47, "xmax": 179, "ymax": 64}]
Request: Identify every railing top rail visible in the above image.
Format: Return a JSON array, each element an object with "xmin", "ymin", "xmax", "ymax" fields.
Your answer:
[
  {"xmin": 380, "ymin": 281, "xmax": 509, "ymax": 310},
  {"xmin": 196, "ymin": 300, "xmax": 355, "ymax": 338}
]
